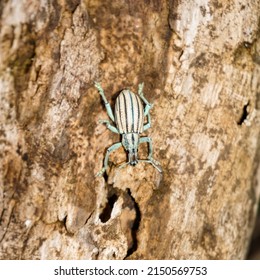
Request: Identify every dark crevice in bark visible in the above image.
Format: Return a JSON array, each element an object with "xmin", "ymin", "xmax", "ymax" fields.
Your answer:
[
  {"xmin": 103, "ymin": 172, "xmax": 108, "ymax": 183},
  {"xmin": 66, "ymin": 0, "xmax": 81, "ymax": 13},
  {"xmin": 0, "ymin": 203, "xmax": 15, "ymax": 243},
  {"xmin": 63, "ymin": 215, "xmax": 68, "ymax": 231},
  {"xmin": 247, "ymin": 204, "xmax": 260, "ymax": 259},
  {"xmin": 125, "ymin": 188, "xmax": 141, "ymax": 258},
  {"xmin": 99, "ymin": 193, "xmax": 118, "ymax": 223},
  {"xmin": 247, "ymin": 135, "xmax": 260, "ymax": 259},
  {"xmin": 84, "ymin": 210, "xmax": 94, "ymax": 226},
  {"xmin": 237, "ymin": 102, "xmax": 249, "ymax": 125}
]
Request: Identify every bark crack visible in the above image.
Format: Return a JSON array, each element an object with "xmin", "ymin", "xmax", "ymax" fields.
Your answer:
[
  {"xmin": 99, "ymin": 193, "xmax": 118, "ymax": 223},
  {"xmin": 125, "ymin": 188, "xmax": 141, "ymax": 258},
  {"xmin": 0, "ymin": 199, "xmax": 16, "ymax": 243},
  {"xmin": 237, "ymin": 102, "xmax": 249, "ymax": 125}
]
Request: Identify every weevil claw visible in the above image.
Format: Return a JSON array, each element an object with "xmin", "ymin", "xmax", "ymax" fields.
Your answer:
[
  {"xmin": 95, "ymin": 168, "xmax": 106, "ymax": 177},
  {"xmin": 94, "ymin": 82, "xmax": 105, "ymax": 95},
  {"xmin": 150, "ymin": 158, "xmax": 162, "ymax": 173},
  {"xmin": 138, "ymin": 82, "xmax": 144, "ymax": 95},
  {"xmin": 118, "ymin": 162, "xmax": 130, "ymax": 169},
  {"xmin": 139, "ymin": 158, "xmax": 162, "ymax": 173},
  {"xmin": 99, "ymin": 119, "xmax": 109, "ymax": 124},
  {"xmin": 94, "ymin": 81, "xmax": 101, "ymax": 88}
]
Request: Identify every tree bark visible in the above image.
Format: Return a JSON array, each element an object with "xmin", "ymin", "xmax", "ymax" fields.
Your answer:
[{"xmin": 0, "ymin": 0, "xmax": 259, "ymax": 260}]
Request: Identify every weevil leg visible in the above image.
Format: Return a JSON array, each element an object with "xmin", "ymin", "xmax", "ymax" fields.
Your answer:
[
  {"xmin": 96, "ymin": 142, "xmax": 122, "ymax": 177},
  {"xmin": 138, "ymin": 82, "xmax": 153, "ymax": 116},
  {"xmin": 139, "ymin": 137, "xmax": 162, "ymax": 172},
  {"xmin": 139, "ymin": 136, "xmax": 153, "ymax": 157},
  {"xmin": 143, "ymin": 111, "xmax": 151, "ymax": 131},
  {"xmin": 118, "ymin": 161, "xmax": 130, "ymax": 169},
  {"xmin": 95, "ymin": 82, "xmax": 115, "ymax": 122},
  {"xmin": 99, "ymin": 119, "xmax": 120, "ymax": 134},
  {"xmin": 138, "ymin": 159, "xmax": 162, "ymax": 172}
]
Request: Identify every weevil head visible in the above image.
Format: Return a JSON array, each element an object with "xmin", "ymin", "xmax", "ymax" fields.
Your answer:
[{"xmin": 122, "ymin": 133, "xmax": 139, "ymax": 166}]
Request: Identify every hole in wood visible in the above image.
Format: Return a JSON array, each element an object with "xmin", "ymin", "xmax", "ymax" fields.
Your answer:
[
  {"xmin": 99, "ymin": 194, "xmax": 118, "ymax": 223},
  {"xmin": 125, "ymin": 188, "xmax": 141, "ymax": 258},
  {"xmin": 237, "ymin": 102, "xmax": 249, "ymax": 125}
]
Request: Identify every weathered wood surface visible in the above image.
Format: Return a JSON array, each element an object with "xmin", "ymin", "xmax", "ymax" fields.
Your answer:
[{"xmin": 0, "ymin": 0, "xmax": 259, "ymax": 259}]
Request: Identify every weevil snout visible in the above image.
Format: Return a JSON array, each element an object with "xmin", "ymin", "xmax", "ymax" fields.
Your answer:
[
  {"xmin": 129, "ymin": 150, "xmax": 138, "ymax": 166},
  {"xmin": 130, "ymin": 160, "xmax": 138, "ymax": 166}
]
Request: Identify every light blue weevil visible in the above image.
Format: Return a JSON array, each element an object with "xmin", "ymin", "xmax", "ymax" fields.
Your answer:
[{"xmin": 95, "ymin": 82, "xmax": 162, "ymax": 176}]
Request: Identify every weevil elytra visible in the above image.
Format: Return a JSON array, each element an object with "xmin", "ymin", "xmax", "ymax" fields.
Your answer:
[{"xmin": 95, "ymin": 82, "xmax": 162, "ymax": 176}]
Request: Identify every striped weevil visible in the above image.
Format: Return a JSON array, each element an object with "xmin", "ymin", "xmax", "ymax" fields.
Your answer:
[{"xmin": 95, "ymin": 82, "xmax": 162, "ymax": 177}]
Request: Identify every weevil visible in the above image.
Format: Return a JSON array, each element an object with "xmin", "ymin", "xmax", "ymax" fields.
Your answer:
[{"xmin": 95, "ymin": 82, "xmax": 162, "ymax": 176}]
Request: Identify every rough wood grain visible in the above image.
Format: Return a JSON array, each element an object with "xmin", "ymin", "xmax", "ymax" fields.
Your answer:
[{"xmin": 0, "ymin": 0, "xmax": 259, "ymax": 259}]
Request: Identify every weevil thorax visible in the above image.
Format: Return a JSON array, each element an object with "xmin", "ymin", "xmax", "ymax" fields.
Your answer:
[{"xmin": 122, "ymin": 133, "xmax": 139, "ymax": 166}]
